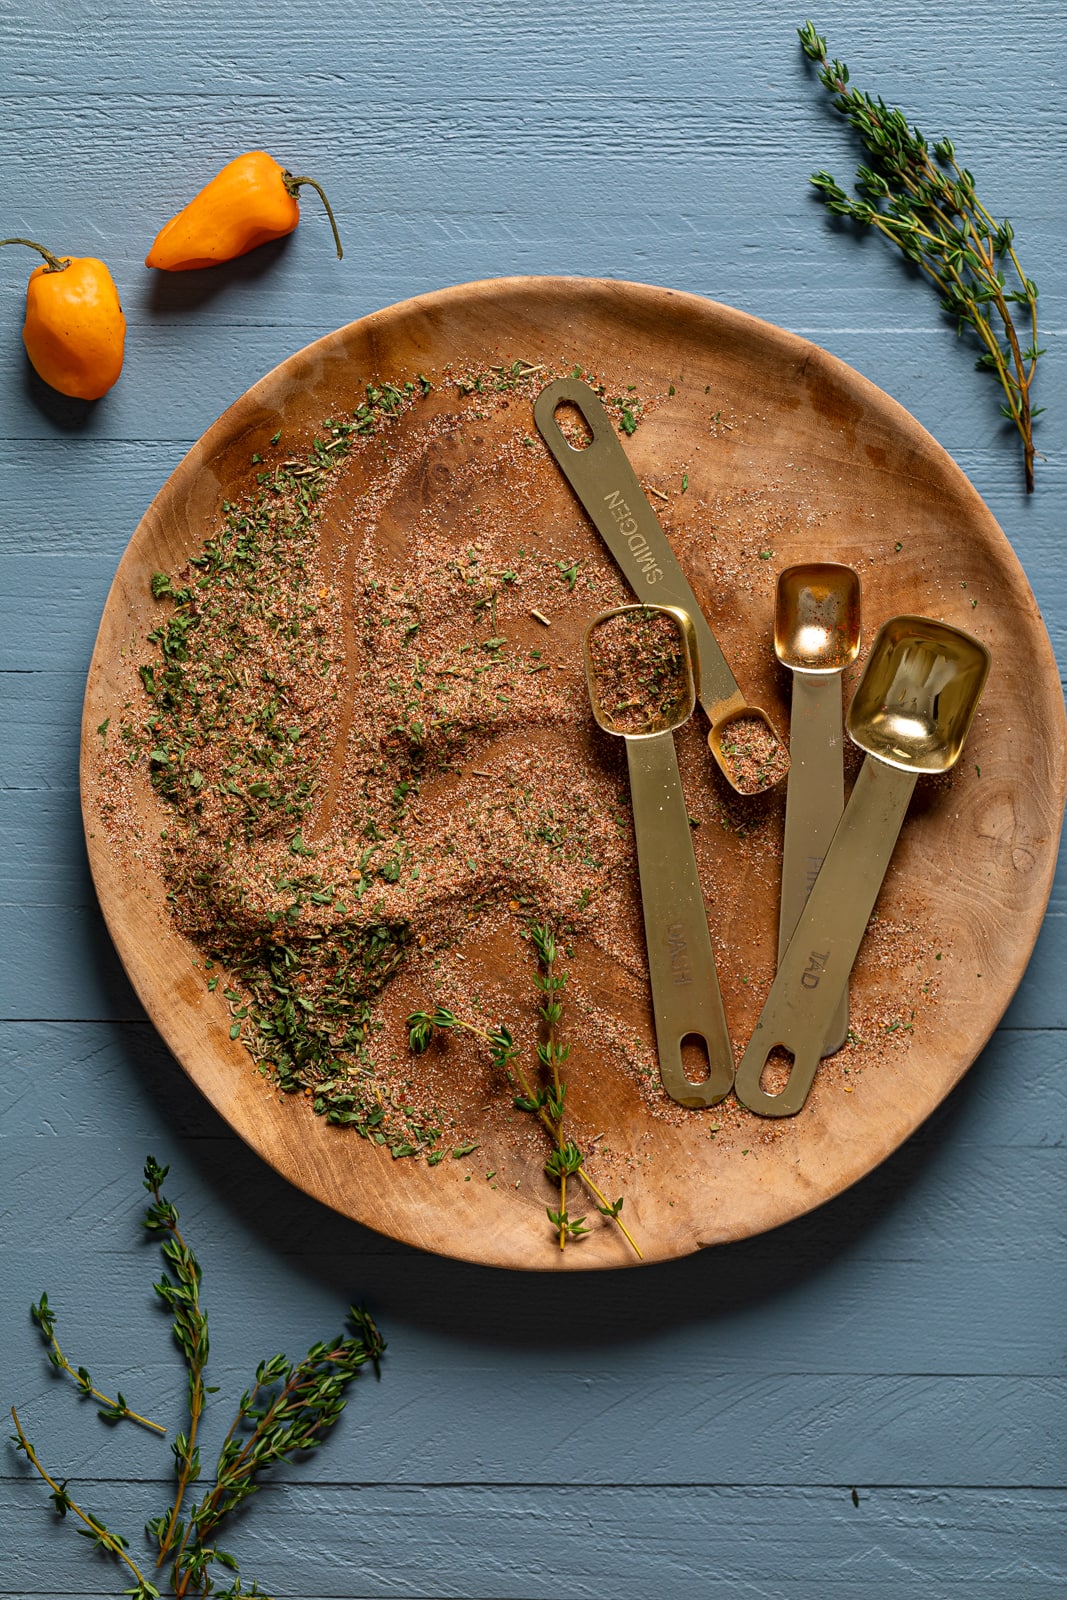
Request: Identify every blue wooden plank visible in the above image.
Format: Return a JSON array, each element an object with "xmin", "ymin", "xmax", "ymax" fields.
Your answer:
[
  {"xmin": 4, "ymin": 1359, "xmax": 1066, "ymax": 1488},
  {"xmin": 0, "ymin": 686, "xmax": 88, "ymax": 793},
  {"xmin": 0, "ymin": 84, "xmax": 1058, "ymax": 190},
  {"xmin": 0, "ymin": 447, "xmax": 187, "ymax": 557},
  {"xmin": 3, "ymin": 0, "xmax": 1060, "ymax": 99},
  {"xmin": 2, "ymin": 0, "xmax": 1065, "ymax": 1593},
  {"xmin": 3, "ymin": 1481, "xmax": 1065, "ymax": 1599}
]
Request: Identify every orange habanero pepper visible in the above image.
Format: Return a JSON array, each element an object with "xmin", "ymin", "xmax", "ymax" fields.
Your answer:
[
  {"xmin": 145, "ymin": 151, "xmax": 343, "ymax": 270},
  {"xmin": 1, "ymin": 237, "xmax": 125, "ymax": 400}
]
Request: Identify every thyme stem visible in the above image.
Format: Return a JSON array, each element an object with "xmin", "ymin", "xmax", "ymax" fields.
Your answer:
[
  {"xmin": 798, "ymin": 20, "xmax": 1043, "ymax": 490},
  {"xmin": 408, "ymin": 930, "xmax": 642, "ymax": 1260},
  {"xmin": 452, "ymin": 1015, "xmax": 640, "ymax": 1257},
  {"xmin": 10, "ymin": 1408, "xmax": 160, "ymax": 1598},
  {"xmin": 142, "ymin": 1159, "xmax": 209, "ymax": 1575},
  {"xmin": 13, "ymin": 1159, "xmax": 384, "ymax": 1599},
  {"xmin": 30, "ymin": 1292, "xmax": 165, "ymax": 1435},
  {"xmin": 170, "ymin": 1307, "xmax": 383, "ymax": 1596},
  {"xmin": 532, "ymin": 925, "xmax": 568, "ymax": 1250}
]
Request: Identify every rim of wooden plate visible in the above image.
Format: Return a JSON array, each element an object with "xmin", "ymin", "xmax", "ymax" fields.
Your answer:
[{"xmin": 80, "ymin": 275, "xmax": 1067, "ymax": 1270}]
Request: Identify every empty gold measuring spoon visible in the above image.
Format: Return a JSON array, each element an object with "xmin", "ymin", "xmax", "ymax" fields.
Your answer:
[
  {"xmin": 735, "ymin": 615, "xmax": 991, "ymax": 1117},
  {"xmin": 585, "ymin": 603, "xmax": 734, "ymax": 1108},
  {"xmin": 536, "ymin": 376, "xmax": 787, "ymax": 795},
  {"xmin": 775, "ymin": 563, "xmax": 862, "ymax": 1057}
]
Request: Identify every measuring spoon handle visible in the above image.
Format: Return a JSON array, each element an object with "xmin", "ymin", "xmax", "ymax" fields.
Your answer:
[
  {"xmin": 626, "ymin": 731, "xmax": 734, "ymax": 1107},
  {"xmin": 736, "ymin": 757, "xmax": 918, "ymax": 1117},
  {"xmin": 534, "ymin": 377, "xmax": 746, "ymax": 725},
  {"xmin": 779, "ymin": 670, "xmax": 849, "ymax": 1055}
]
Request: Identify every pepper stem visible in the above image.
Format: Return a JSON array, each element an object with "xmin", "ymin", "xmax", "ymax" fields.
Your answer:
[
  {"xmin": 0, "ymin": 237, "xmax": 70, "ymax": 273},
  {"xmin": 281, "ymin": 174, "xmax": 344, "ymax": 259}
]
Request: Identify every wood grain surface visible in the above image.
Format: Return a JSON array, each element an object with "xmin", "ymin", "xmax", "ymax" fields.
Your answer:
[
  {"xmin": 3, "ymin": 0, "xmax": 1066, "ymax": 1595},
  {"xmin": 81, "ymin": 276, "xmax": 1065, "ymax": 1269}
]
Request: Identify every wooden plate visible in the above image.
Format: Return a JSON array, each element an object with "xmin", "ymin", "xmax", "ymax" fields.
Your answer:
[{"xmin": 81, "ymin": 276, "xmax": 1066, "ymax": 1269}]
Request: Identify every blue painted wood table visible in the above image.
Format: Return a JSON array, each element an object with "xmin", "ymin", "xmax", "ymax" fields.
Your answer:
[{"xmin": 2, "ymin": 2, "xmax": 1064, "ymax": 1595}]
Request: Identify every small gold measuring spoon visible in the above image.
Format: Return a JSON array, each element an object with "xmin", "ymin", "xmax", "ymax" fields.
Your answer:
[
  {"xmin": 585, "ymin": 603, "xmax": 734, "ymax": 1108},
  {"xmin": 536, "ymin": 376, "xmax": 787, "ymax": 795},
  {"xmin": 775, "ymin": 563, "xmax": 862, "ymax": 1057},
  {"xmin": 734, "ymin": 615, "xmax": 991, "ymax": 1118}
]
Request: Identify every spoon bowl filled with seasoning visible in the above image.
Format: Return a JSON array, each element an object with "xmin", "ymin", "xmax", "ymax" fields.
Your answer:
[{"xmin": 584, "ymin": 603, "xmax": 734, "ymax": 1108}]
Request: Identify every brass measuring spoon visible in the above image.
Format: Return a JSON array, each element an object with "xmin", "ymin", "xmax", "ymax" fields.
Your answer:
[
  {"xmin": 775, "ymin": 563, "xmax": 862, "ymax": 1057},
  {"xmin": 585, "ymin": 603, "xmax": 734, "ymax": 1108},
  {"xmin": 734, "ymin": 615, "xmax": 991, "ymax": 1118},
  {"xmin": 536, "ymin": 376, "xmax": 787, "ymax": 795}
]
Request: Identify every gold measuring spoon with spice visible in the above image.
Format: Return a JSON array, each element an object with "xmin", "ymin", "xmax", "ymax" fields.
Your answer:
[
  {"xmin": 536, "ymin": 376, "xmax": 788, "ymax": 796},
  {"xmin": 734, "ymin": 615, "xmax": 991, "ymax": 1118},
  {"xmin": 585, "ymin": 603, "xmax": 734, "ymax": 1108},
  {"xmin": 774, "ymin": 562, "xmax": 862, "ymax": 1057}
]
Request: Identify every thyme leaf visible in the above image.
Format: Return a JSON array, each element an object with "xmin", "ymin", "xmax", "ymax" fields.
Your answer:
[
  {"xmin": 11, "ymin": 1158, "xmax": 384, "ymax": 1599},
  {"xmin": 408, "ymin": 925, "xmax": 641, "ymax": 1258},
  {"xmin": 798, "ymin": 20, "xmax": 1042, "ymax": 490},
  {"xmin": 29, "ymin": 1291, "xmax": 164, "ymax": 1434}
]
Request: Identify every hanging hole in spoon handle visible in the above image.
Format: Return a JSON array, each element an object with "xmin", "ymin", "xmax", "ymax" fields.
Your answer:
[
  {"xmin": 585, "ymin": 604, "xmax": 735, "ymax": 1107},
  {"xmin": 659, "ymin": 1029, "xmax": 735, "ymax": 1109},
  {"xmin": 734, "ymin": 759, "xmax": 918, "ymax": 1116},
  {"xmin": 535, "ymin": 376, "xmax": 789, "ymax": 793},
  {"xmin": 735, "ymin": 615, "xmax": 992, "ymax": 1118},
  {"xmin": 740, "ymin": 1042, "xmax": 824, "ymax": 1119}
]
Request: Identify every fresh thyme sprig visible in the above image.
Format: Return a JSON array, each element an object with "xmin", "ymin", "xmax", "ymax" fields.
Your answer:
[
  {"xmin": 798, "ymin": 21, "xmax": 1043, "ymax": 490},
  {"xmin": 11, "ymin": 1158, "xmax": 385, "ymax": 1599},
  {"xmin": 153, "ymin": 1308, "xmax": 384, "ymax": 1599},
  {"xmin": 530, "ymin": 924, "xmax": 573, "ymax": 1249},
  {"xmin": 142, "ymin": 1156, "xmax": 209, "ymax": 1576},
  {"xmin": 10, "ymin": 1409, "xmax": 162, "ymax": 1599},
  {"xmin": 408, "ymin": 926, "xmax": 640, "ymax": 1258},
  {"xmin": 29, "ymin": 1291, "xmax": 165, "ymax": 1434}
]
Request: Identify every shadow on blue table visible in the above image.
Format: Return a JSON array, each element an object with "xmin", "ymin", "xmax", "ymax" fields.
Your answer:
[
  {"xmin": 19, "ymin": 356, "xmax": 105, "ymax": 430},
  {"xmin": 144, "ymin": 237, "xmax": 291, "ymax": 312}
]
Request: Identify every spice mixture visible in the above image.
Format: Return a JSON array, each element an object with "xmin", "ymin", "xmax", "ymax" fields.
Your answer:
[
  {"xmin": 96, "ymin": 357, "xmax": 944, "ymax": 1181},
  {"xmin": 716, "ymin": 710, "xmax": 792, "ymax": 794},
  {"xmin": 107, "ymin": 365, "xmax": 672, "ymax": 1164},
  {"xmin": 586, "ymin": 607, "xmax": 692, "ymax": 736}
]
